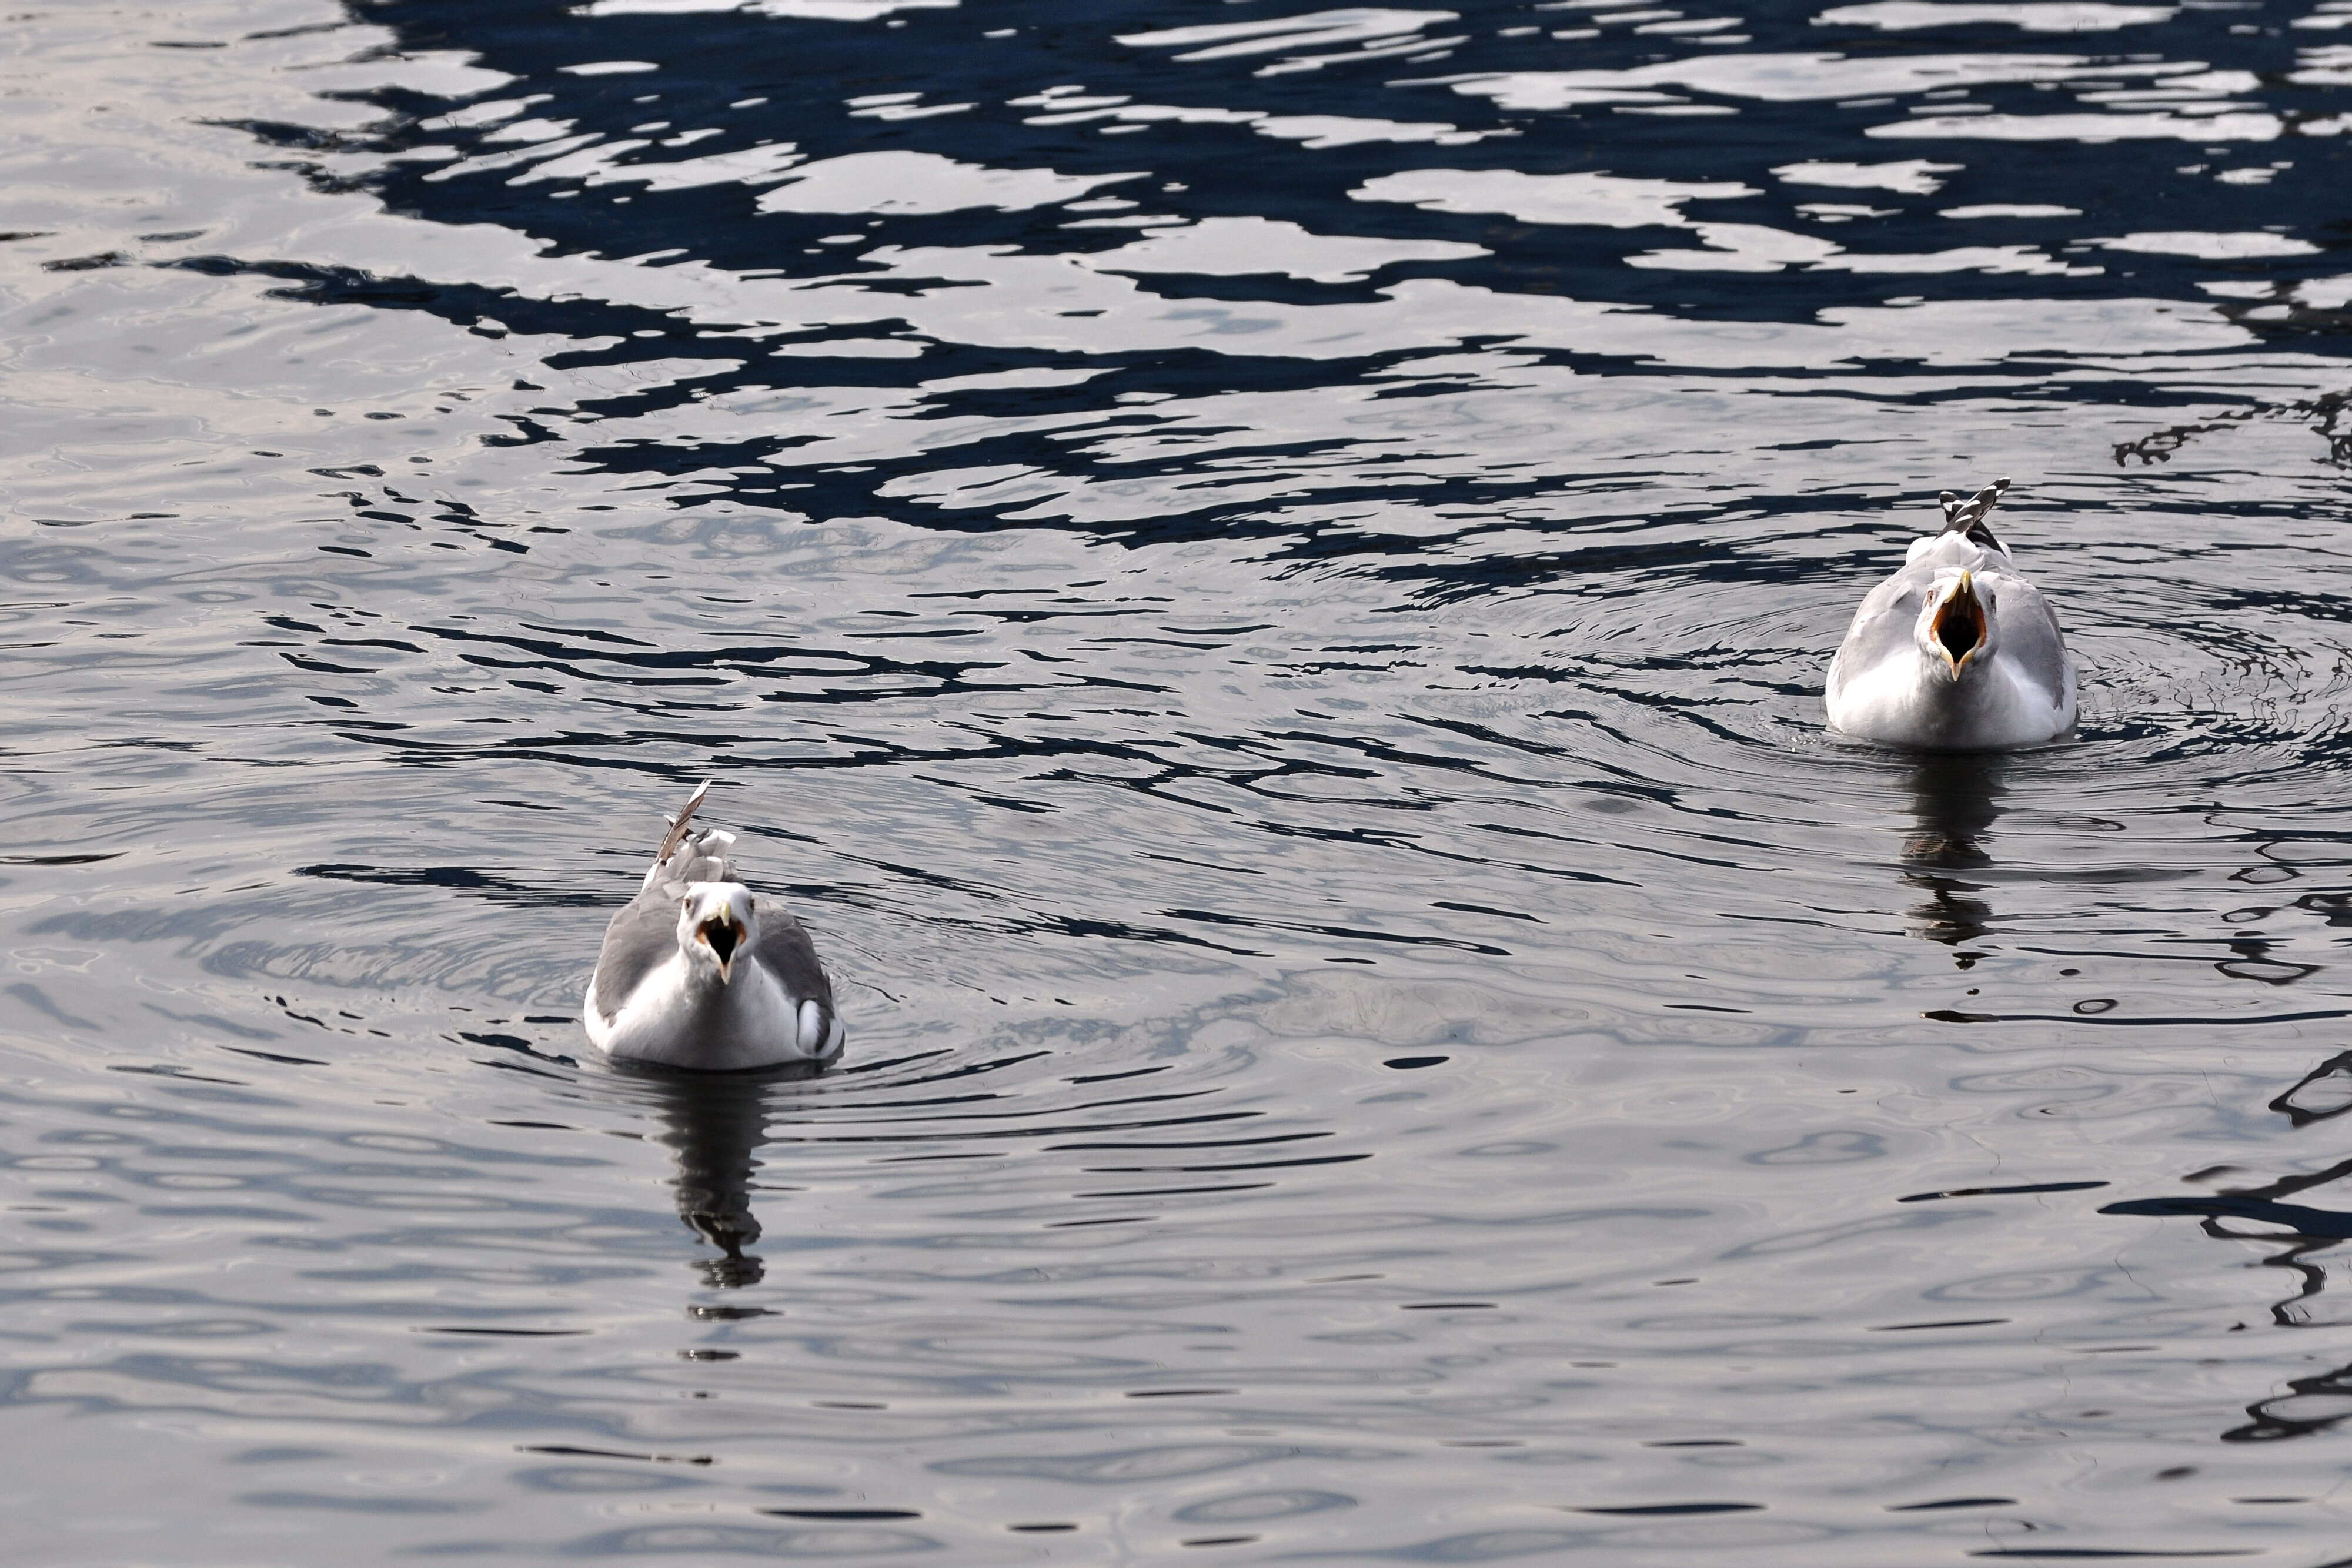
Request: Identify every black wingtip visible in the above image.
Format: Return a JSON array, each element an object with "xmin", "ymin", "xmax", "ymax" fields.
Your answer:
[{"xmin": 1936, "ymin": 476, "xmax": 2011, "ymax": 549}]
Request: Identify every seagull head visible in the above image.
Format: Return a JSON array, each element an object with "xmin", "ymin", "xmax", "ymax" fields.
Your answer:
[
  {"xmin": 1916, "ymin": 569, "xmax": 1997, "ymax": 681},
  {"xmin": 677, "ymin": 882, "xmax": 756, "ymax": 983}
]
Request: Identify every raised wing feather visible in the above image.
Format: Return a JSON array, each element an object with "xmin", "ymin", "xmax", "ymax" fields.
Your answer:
[{"xmin": 640, "ymin": 781, "xmax": 734, "ymax": 891}]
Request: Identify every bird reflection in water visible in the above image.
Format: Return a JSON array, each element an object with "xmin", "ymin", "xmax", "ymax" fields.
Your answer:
[
  {"xmin": 2103, "ymin": 1050, "xmax": 2352, "ymax": 1440},
  {"xmin": 614, "ymin": 1059, "xmax": 821, "ymax": 1288},
  {"xmin": 1897, "ymin": 753, "xmax": 2006, "ymax": 959}
]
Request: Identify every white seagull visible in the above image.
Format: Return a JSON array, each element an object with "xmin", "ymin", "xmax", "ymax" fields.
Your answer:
[
  {"xmin": 1825, "ymin": 476, "xmax": 2076, "ymax": 752},
  {"xmin": 584, "ymin": 782, "xmax": 845, "ymax": 1070}
]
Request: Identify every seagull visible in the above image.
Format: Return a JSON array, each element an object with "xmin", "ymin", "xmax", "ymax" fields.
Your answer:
[
  {"xmin": 584, "ymin": 782, "xmax": 846, "ymax": 1070},
  {"xmin": 1825, "ymin": 476, "xmax": 2076, "ymax": 752}
]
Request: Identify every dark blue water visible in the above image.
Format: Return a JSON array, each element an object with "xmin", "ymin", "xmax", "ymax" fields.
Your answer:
[{"xmin": 7, "ymin": 0, "xmax": 2352, "ymax": 1560}]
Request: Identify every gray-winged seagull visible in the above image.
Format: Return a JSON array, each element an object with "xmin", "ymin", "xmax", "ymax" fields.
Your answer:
[
  {"xmin": 1825, "ymin": 476, "xmax": 2076, "ymax": 751},
  {"xmin": 584, "ymin": 782, "xmax": 845, "ymax": 1069}
]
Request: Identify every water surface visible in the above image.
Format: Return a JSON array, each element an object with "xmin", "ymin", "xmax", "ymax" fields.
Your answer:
[{"xmin": 6, "ymin": 0, "xmax": 2352, "ymax": 1560}]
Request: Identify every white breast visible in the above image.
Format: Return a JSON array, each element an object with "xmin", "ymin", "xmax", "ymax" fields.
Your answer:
[{"xmin": 587, "ymin": 948, "xmax": 836, "ymax": 1069}]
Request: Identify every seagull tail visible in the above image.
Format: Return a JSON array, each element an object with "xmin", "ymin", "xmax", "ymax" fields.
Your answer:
[{"xmin": 1936, "ymin": 476, "xmax": 2010, "ymax": 550}]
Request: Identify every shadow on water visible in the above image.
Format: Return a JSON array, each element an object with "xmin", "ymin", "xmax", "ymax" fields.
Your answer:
[
  {"xmin": 610, "ymin": 1059, "xmax": 827, "ymax": 1289},
  {"xmin": 2104, "ymin": 1049, "xmax": 2352, "ymax": 1440},
  {"xmin": 1897, "ymin": 754, "xmax": 2007, "ymax": 960}
]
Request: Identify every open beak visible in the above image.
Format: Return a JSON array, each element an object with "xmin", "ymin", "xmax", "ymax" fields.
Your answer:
[
  {"xmin": 698, "ymin": 915, "xmax": 743, "ymax": 981},
  {"xmin": 1930, "ymin": 570, "xmax": 1986, "ymax": 674}
]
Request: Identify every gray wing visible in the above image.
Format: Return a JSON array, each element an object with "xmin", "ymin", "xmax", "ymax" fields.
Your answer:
[
  {"xmin": 1827, "ymin": 564, "xmax": 1931, "ymax": 697},
  {"xmin": 749, "ymin": 905, "xmax": 835, "ymax": 1011},
  {"xmin": 1985, "ymin": 567, "xmax": 2072, "ymax": 701},
  {"xmin": 590, "ymin": 890, "xmax": 681, "ymax": 1027}
]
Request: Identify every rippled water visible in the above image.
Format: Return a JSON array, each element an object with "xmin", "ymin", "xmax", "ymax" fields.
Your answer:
[{"xmin": 6, "ymin": 0, "xmax": 2352, "ymax": 1560}]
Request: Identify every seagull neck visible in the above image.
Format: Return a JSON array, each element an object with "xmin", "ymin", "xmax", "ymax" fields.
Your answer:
[{"xmin": 670, "ymin": 951, "xmax": 741, "ymax": 1014}]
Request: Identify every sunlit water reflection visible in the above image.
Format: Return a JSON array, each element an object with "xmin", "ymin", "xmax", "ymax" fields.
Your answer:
[{"xmin": 6, "ymin": 0, "xmax": 2352, "ymax": 1560}]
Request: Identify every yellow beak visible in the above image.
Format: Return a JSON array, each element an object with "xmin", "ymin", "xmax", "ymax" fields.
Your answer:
[
  {"xmin": 1930, "ymin": 570, "xmax": 1986, "ymax": 673},
  {"xmin": 699, "ymin": 916, "xmax": 742, "ymax": 981}
]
